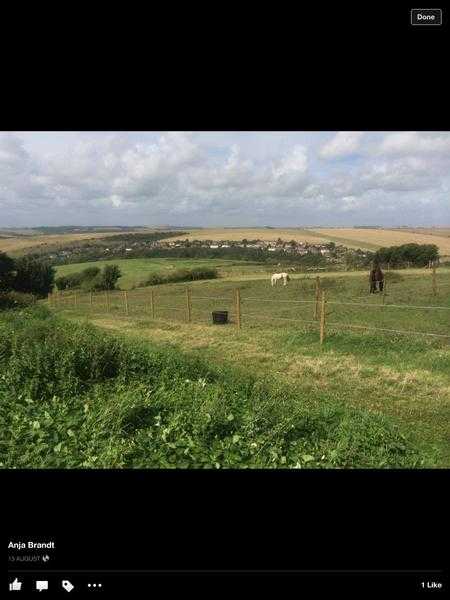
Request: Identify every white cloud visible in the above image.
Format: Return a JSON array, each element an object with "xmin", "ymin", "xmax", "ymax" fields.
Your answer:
[
  {"xmin": 339, "ymin": 195, "xmax": 363, "ymax": 212},
  {"xmin": 319, "ymin": 132, "xmax": 364, "ymax": 159},
  {"xmin": 0, "ymin": 131, "xmax": 449, "ymax": 227},
  {"xmin": 378, "ymin": 131, "xmax": 450, "ymax": 156},
  {"xmin": 358, "ymin": 156, "xmax": 440, "ymax": 193}
]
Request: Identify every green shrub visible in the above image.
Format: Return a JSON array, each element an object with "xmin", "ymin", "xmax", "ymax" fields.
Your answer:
[
  {"xmin": 55, "ymin": 276, "xmax": 69, "ymax": 291},
  {"xmin": 13, "ymin": 257, "xmax": 55, "ymax": 298},
  {"xmin": 0, "ymin": 251, "xmax": 16, "ymax": 292},
  {"xmin": 142, "ymin": 267, "xmax": 218, "ymax": 287},
  {"xmin": 81, "ymin": 266, "xmax": 101, "ymax": 280},
  {"xmin": 141, "ymin": 273, "xmax": 167, "ymax": 287},
  {"xmin": 190, "ymin": 267, "xmax": 218, "ymax": 280},
  {"xmin": 0, "ymin": 291, "xmax": 36, "ymax": 311},
  {"xmin": 89, "ymin": 265, "xmax": 122, "ymax": 291},
  {"xmin": 167, "ymin": 268, "xmax": 190, "ymax": 283},
  {"xmin": 57, "ymin": 265, "xmax": 121, "ymax": 292}
]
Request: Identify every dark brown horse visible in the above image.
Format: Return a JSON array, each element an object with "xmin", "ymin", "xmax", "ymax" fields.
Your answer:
[{"xmin": 369, "ymin": 265, "xmax": 384, "ymax": 293}]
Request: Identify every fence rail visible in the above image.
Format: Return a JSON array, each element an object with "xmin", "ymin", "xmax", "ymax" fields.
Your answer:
[
  {"xmin": 327, "ymin": 300, "xmax": 450, "ymax": 310},
  {"xmin": 48, "ymin": 275, "xmax": 450, "ymax": 345}
]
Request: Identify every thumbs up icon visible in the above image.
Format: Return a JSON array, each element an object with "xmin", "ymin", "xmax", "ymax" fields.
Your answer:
[{"xmin": 9, "ymin": 578, "xmax": 22, "ymax": 591}]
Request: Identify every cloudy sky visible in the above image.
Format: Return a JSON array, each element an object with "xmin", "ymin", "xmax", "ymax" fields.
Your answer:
[{"xmin": 1, "ymin": 131, "xmax": 449, "ymax": 227}]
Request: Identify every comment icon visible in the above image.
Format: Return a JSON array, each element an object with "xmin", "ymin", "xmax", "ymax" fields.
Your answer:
[{"xmin": 36, "ymin": 580, "xmax": 49, "ymax": 591}]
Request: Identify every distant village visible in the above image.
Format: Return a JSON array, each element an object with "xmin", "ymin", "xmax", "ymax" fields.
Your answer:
[
  {"xmin": 47, "ymin": 238, "xmax": 350, "ymax": 258},
  {"xmin": 148, "ymin": 238, "xmax": 337, "ymax": 255},
  {"xmin": 37, "ymin": 235, "xmax": 373, "ymax": 270}
]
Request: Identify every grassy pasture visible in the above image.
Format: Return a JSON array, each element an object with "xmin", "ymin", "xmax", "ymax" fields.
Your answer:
[
  {"xmin": 54, "ymin": 258, "xmax": 270, "ymax": 289},
  {"xmin": 50, "ymin": 266, "xmax": 450, "ymax": 465},
  {"xmin": 54, "ymin": 267, "xmax": 450, "ymax": 338},
  {"xmin": 0, "ymin": 306, "xmax": 441, "ymax": 468}
]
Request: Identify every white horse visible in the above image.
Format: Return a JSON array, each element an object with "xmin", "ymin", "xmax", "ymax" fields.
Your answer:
[{"xmin": 271, "ymin": 272, "xmax": 290, "ymax": 286}]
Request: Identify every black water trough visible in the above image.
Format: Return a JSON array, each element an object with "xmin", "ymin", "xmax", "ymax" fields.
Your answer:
[{"xmin": 212, "ymin": 310, "xmax": 228, "ymax": 324}]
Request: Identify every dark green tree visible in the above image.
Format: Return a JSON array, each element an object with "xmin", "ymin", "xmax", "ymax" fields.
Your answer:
[
  {"xmin": 55, "ymin": 276, "xmax": 69, "ymax": 291},
  {"xmin": 101, "ymin": 264, "xmax": 121, "ymax": 289},
  {"xmin": 0, "ymin": 251, "xmax": 16, "ymax": 291},
  {"xmin": 13, "ymin": 257, "xmax": 55, "ymax": 298},
  {"xmin": 89, "ymin": 264, "xmax": 122, "ymax": 291},
  {"xmin": 81, "ymin": 266, "xmax": 100, "ymax": 280}
]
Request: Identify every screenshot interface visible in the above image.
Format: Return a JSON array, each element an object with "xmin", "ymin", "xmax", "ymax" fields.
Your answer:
[{"xmin": 3, "ymin": 6, "xmax": 449, "ymax": 597}]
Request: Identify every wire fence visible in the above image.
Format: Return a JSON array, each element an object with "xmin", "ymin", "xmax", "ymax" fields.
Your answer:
[{"xmin": 48, "ymin": 274, "xmax": 450, "ymax": 345}]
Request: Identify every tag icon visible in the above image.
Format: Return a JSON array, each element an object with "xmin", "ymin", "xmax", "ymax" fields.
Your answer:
[{"xmin": 62, "ymin": 580, "xmax": 74, "ymax": 593}]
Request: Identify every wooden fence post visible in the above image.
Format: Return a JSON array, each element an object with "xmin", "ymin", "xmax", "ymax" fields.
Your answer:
[
  {"xmin": 105, "ymin": 291, "xmax": 110, "ymax": 313},
  {"xmin": 90, "ymin": 291, "xmax": 93, "ymax": 311},
  {"xmin": 150, "ymin": 290, "xmax": 155, "ymax": 318},
  {"xmin": 186, "ymin": 287, "xmax": 192, "ymax": 323},
  {"xmin": 382, "ymin": 280, "xmax": 387, "ymax": 305},
  {"xmin": 124, "ymin": 291, "xmax": 129, "ymax": 315},
  {"xmin": 432, "ymin": 266, "xmax": 437, "ymax": 296},
  {"xmin": 320, "ymin": 290, "xmax": 326, "ymax": 345},
  {"xmin": 314, "ymin": 276, "xmax": 321, "ymax": 319},
  {"xmin": 74, "ymin": 293, "xmax": 77, "ymax": 308},
  {"xmin": 235, "ymin": 288, "xmax": 241, "ymax": 330}
]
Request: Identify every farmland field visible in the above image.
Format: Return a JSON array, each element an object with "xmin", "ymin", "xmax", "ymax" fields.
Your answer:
[
  {"xmin": 4, "ymin": 226, "xmax": 450, "ymax": 257},
  {"xmin": 47, "ymin": 264, "xmax": 450, "ymax": 467},
  {"xmin": 0, "ymin": 228, "xmax": 157, "ymax": 256},
  {"xmin": 168, "ymin": 228, "xmax": 330, "ymax": 245},
  {"xmin": 167, "ymin": 227, "xmax": 450, "ymax": 255},
  {"xmin": 309, "ymin": 228, "xmax": 450, "ymax": 255},
  {"xmin": 388, "ymin": 227, "xmax": 450, "ymax": 238}
]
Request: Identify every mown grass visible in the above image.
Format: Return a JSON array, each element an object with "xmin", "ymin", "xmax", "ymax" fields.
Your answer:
[{"xmin": 0, "ymin": 306, "xmax": 436, "ymax": 469}]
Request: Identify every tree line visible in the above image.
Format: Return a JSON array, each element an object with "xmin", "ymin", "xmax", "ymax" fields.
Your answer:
[
  {"xmin": 1, "ymin": 250, "xmax": 124, "ymax": 309},
  {"xmin": 374, "ymin": 243, "xmax": 439, "ymax": 267}
]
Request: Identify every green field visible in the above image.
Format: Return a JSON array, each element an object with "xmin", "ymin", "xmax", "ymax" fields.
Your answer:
[
  {"xmin": 46, "ymin": 263, "xmax": 450, "ymax": 467},
  {"xmin": 55, "ymin": 258, "xmax": 269, "ymax": 289},
  {"xmin": 54, "ymin": 265, "xmax": 450, "ymax": 337},
  {"xmin": 0, "ymin": 304, "xmax": 441, "ymax": 469}
]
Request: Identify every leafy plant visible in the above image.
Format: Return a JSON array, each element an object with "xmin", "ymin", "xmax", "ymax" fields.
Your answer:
[{"xmin": 0, "ymin": 308, "xmax": 433, "ymax": 469}]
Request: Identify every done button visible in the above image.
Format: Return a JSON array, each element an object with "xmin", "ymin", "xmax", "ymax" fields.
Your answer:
[{"xmin": 411, "ymin": 8, "xmax": 442, "ymax": 25}]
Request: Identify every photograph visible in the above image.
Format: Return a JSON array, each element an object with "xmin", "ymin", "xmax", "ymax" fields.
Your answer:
[
  {"xmin": 3, "ymin": 4, "xmax": 449, "ymax": 593},
  {"xmin": 1, "ymin": 130, "xmax": 449, "ymax": 471}
]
